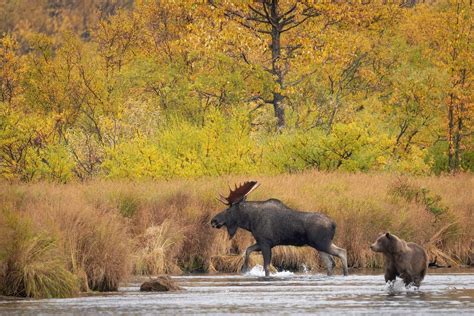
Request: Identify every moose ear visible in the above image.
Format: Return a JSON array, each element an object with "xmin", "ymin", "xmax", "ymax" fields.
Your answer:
[{"xmin": 385, "ymin": 232, "xmax": 391, "ymax": 239}]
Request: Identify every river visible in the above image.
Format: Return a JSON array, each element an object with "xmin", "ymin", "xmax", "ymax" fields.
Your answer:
[{"xmin": 1, "ymin": 266, "xmax": 473, "ymax": 315}]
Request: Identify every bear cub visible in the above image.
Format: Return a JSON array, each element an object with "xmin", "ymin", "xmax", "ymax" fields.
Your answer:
[{"xmin": 370, "ymin": 232, "xmax": 428, "ymax": 287}]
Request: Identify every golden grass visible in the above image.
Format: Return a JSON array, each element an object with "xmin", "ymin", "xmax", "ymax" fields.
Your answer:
[
  {"xmin": 0, "ymin": 211, "xmax": 79, "ymax": 298},
  {"xmin": 209, "ymin": 254, "xmax": 277, "ymax": 274},
  {"xmin": 272, "ymin": 247, "xmax": 320, "ymax": 272},
  {"xmin": 0, "ymin": 185, "xmax": 132, "ymax": 293},
  {"xmin": 134, "ymin": 220, "xmax": 184, "ymax": 275},
  {"xmin": 0, "ymin": 171, "xmax": 472, "ymax": 297}
]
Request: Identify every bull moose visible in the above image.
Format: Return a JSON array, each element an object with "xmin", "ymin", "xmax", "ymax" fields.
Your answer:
[{"xmin": 211, "ymin": 181, "xmax": 348, "ymax": 277}]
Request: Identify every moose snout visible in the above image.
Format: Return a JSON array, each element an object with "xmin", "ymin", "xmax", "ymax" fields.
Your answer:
[{"xmin": 210, "ymin": 218, "xmax": 223, "ymax": 229}]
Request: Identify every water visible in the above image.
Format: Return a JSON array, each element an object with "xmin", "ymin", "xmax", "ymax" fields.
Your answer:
[{"xmin": 1, "ymin": 266, "xmax": 473, "ymax": 315}]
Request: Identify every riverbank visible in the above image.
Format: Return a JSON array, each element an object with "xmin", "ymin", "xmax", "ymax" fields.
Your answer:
[{"xmin": 0, "ymin": 172, "xmax": 472, "ymax": 298}]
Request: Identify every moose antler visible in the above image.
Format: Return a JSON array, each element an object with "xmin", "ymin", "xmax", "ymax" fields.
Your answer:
[{"xmin": 217, "ymin": 181, "xmax": 260, "ymax": 205}]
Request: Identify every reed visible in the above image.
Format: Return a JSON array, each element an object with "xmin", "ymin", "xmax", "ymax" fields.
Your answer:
[
  {"xmin": 0, "ymin": 210, "xmax": 79, "ymax": 298},
  {"xmin": 134, "ymin": 220, "xmax": 184, "ymax": 275},
  {"xmin": 0, "ymin": 185, "xmax": 132, "ymax": 294}
]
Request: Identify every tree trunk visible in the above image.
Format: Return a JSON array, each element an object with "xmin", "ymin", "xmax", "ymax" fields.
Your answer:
[
  {"xmin": 453, "ymin": 68, "xmax": 468, "ymax": 172},
  {"xmin": 226, "ymin": 0, "xmax": 319, "ymax": 130},
  {"xmin": 454, "ymin": 97, "xmax": 465, "ymax": 172},
  {"xmin": 270, "ymin": 0, "xmax": 285, "ymax": 131},
  {"xmin": 447, "ymin": 93, "xmax": 457, "ymax": 172}
]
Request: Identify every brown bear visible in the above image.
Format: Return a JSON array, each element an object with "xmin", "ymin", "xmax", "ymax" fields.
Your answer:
[{"xmin": 370, "ymin": 232, "xmax": 428, "ymax": 287}]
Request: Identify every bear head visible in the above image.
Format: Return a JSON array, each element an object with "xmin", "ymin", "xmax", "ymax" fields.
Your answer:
[{"xmin": 370, "ymin": 232, "xmax": 402, "ymax": 254}]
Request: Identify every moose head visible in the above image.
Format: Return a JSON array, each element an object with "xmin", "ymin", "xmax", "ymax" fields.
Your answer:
[{"xmin": 210, "ymin": 181, "xmax": 260, "ymax": 239}]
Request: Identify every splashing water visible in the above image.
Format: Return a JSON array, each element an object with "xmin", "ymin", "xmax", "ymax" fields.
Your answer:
[
  {"xmin": 244, "ymin": 264, "xmax": 294, "ymax": 277},
  {"xmin": 384, "ymin": 279, "xmax": 421, "ymax": 294},
  {"xmin": 301, "ymin": 264, "xmax": 310, "ymax": 274}
]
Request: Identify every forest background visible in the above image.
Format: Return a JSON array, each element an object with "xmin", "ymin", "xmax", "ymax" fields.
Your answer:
[{"xmin": 0, "ymin": 0, "xmax": 472, "ymax": 181}]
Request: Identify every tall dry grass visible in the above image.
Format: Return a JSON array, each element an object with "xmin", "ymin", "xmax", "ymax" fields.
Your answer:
[
  {"xmin": 134, "ymin": 220, "xmax": 184, "ymax": 275},
  {"xmin": 0, "ymin": 184, "xmax": 132, "ymax": 295},
  {"xmin": 0, "ymin": 210, "xmax": 79, "ymax": 298},
  {"xmin": 0, "ymin": 172, "xmax": 472, "ymax": 297}
]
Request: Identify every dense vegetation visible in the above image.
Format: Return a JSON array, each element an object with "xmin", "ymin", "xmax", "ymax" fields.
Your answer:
[
  {"xmin": 0, "ymin": 173, "xmax": 472, "ymax": 297},
  {"xmin": 0, "ymin": 0, "xmax": 472, "ymax": 182}
]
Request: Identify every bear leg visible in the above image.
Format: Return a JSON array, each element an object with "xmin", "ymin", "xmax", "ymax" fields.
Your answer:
[{"xmin": 384, "ymin": 267, "xmax": 397, "ymax": 284}]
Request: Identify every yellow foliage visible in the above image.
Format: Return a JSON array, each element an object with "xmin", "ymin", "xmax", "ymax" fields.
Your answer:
[{"xmin": 0, "ymin": 1, "xmax": 472, "ymax": 181}]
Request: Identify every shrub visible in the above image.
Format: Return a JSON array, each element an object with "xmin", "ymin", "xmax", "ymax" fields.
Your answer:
[
  {"xmin": 32, "ymin": 144, "xmax": 76, "ymax": 183},
  {"xmin": 134, "ymin": 220, "xmax": 184, "ymax": 275},
  {"xmin": 0, "ymin": 210, "xmax": 79, "ymax": 298},
  {"xmin": 102, "ymin": 108, "xmax": 260, "ymax": 179},
  {"xmin": 389, "ymin": 178, "xmax": 448, "ymax": 216},
  {"xmin": 263, "ymin": 122, "xmax": 392, "ymax": 174},
  {"xmin": 51, "ymin": 206, "xmax": 132, "ymax": 292}
]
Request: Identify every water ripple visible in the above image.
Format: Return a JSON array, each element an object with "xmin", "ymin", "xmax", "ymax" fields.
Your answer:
[{"xmin": 0, "ymin": 270, "xmax": 473, "ymax": 315}]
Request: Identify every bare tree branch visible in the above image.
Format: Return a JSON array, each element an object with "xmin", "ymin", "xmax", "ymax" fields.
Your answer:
[{"xmin": 248, "ymin": 5, "xmax": 270, "ymax": 22}]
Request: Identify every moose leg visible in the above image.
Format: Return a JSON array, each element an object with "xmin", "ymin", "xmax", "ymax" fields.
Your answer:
[
  {"xmin": 327, "ymin": 243, "xmax": 348, "ymax": 276},
  {"xmin": 319, "ymin": 252, "xmax": 335, "ymax": 276},
  {"xmin": 241, "ymin": 244, "xmax": 261, "ymax": 273},
  {"xmin": 261, "ymin": 245, "xmax": 272, "ymax": 277}
]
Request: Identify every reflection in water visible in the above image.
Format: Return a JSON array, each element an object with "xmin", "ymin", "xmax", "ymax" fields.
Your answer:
[{"xmin": 0, "ymin": 267, "xmax": 473, "ymax": 315}]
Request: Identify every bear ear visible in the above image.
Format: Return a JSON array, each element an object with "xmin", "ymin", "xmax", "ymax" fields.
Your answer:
[{"xmin": 385, "ymin": 232, "xmax": 391, "ymax": 239}]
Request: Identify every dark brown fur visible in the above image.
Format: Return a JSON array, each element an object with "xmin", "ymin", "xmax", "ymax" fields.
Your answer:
[
  {"xmin": 370, "ymin": 232, "xmax": 428, "ymax": 287},
  {"xmin": 211, "ymin": 199, "xmax": 348, "ymax": 277},
  {"xmin": 212, "ymin": 182, "xmax": 348, "ymax": 277}
]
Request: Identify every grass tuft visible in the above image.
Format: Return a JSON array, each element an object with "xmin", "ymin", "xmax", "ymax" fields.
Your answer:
[
  {"xmin": 0, "ymin": 210, "xmax": 79, "ymax": 298},
  {"xmin": 134, "ymin": 220, "xmax": 184, "ymax": 275}
]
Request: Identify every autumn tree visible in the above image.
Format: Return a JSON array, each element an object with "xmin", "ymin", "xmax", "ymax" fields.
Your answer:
[
  {"xmin": 404, "ymin": 1, "xmax": 473, "ymax": 172},
  {"xmin": 0, "ymin": 0, "xmax": 133, "ymax": 40},
  {"xmin": 441, "ymin": 1, "xmax": 473, "ymax": 172},
  {"xmin": 209, "ymin": 0, "xmax": 323, "ymax": 131}
]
